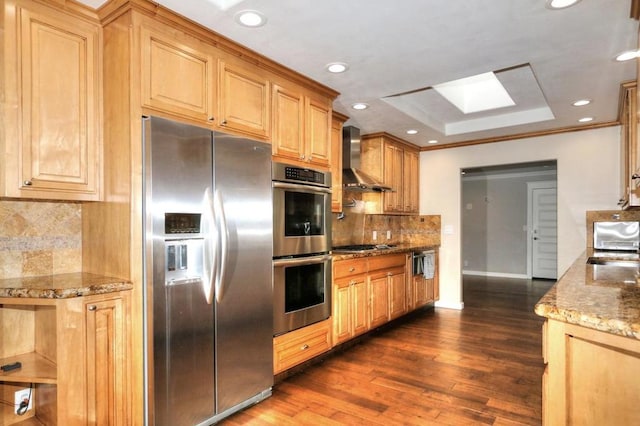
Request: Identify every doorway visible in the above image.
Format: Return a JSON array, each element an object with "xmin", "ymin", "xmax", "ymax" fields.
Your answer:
[{"xmin": 461, "ymin": 160, "xmax": 557, "ymax": 280}]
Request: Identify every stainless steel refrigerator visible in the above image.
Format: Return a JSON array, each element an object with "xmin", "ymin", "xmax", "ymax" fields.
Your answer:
[{"xmin": 142, "ymin": 116, "xmax": 273, "ymax": 425}]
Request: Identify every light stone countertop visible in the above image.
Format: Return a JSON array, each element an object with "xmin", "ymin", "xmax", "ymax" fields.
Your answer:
[
  {"xmin": 331, "ymin": 243, "xmax": 439, "ymax": 261},
  {"xmin": 534, "ymin": 250, "xmax": 640, "ymax": 340},
  {"xmin": 0, "ymin": 272, "xmax": 132, "ymax": 299}
]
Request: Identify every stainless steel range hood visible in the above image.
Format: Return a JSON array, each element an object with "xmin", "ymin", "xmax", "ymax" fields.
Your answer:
[{"xmin": 342, "ymin": 126, "xmax": 392, "ymax": 192}]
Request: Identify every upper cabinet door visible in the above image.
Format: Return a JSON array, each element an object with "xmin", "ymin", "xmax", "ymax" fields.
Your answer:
[
  {"xmin": 272, "ymin": 83, "xmax": 305, "ymax": 162},
  {"xmin": 140, "ymin": 25, "xmax": 216, "ymax": 124},
  {"xmin": 218, "ymin": 60, "xmax": 270, "ymax": 140},
  {"xmin": 2, "ymin": 2, "xmax": 103, "ymax": 200},
  {"xmin": 305, "ymin": 96, "xmax": 331, "ymax": 169}
]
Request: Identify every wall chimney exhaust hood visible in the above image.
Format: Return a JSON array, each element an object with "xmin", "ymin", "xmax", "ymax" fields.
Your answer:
[{"xmin": 342, "ymin": 126, "xmax": 392, "ymax": 192}]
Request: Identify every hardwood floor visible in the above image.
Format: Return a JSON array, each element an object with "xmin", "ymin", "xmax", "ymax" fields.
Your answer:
[{"xmin": 221, "ymin": 276, "xmax": 555, "ymax": 425}]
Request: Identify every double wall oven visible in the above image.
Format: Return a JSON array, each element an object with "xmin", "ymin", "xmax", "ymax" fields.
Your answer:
[{"xmin": 272, "ymin": 162, "xmax": 332, "ymax": 336}]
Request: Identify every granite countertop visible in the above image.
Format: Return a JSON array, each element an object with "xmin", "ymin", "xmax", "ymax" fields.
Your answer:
[
  {"xmin": 0, "ymin": 272, "xmax": 133, "ymax": 299},
  {"xmin": 534, "ymin": 250, "xmax": 640, "ymax": 340},
  {"xmin": 331, "ymin": 243, "xmax": 439, "ymax": 261}
]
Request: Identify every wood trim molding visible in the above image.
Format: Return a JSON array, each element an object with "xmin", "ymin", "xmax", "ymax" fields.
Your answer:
[
  {"xmin": 631, "ymin": 0, "xmax": 640, "ymax": 20},
  {"xmin": 361, "ymin": 131, "xmax": 420, "ymax": 150},
  {"xmin": 420, "ymin": 120, "xmax": 620, "ymax": 151}
]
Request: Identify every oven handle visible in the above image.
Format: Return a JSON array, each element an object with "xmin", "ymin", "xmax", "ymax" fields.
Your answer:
[
  {"xmin": 273, "ymin": 254, "xmax": 332, "ymax": 267},
  {"xmin": 272, "ymin": 181, "xmax": 332, "ymax": 194}
]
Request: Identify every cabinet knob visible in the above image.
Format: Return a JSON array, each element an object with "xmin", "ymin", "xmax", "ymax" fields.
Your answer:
[
  {"xmin": 387, "ymin": 272, "xmax": 393, "ymax": 277},
  {"xmin": 300, "ymin": 155, "xmax": 305, "ymax": 160},
  {"xmin": 349, "ymin": 267, "xmax": 355, "ymax": 272},
  {"xmin": 208, "ymin": 116, "xmax": 215, "ymax": 122},
  {"xmin": 88, "ymin": 305, "xmax": 97, "ymax": 311},
  {"xmin": 349, "ymin": 279, "xmax": 356, "ymax": 286},
  {"xmin": 221, "ymin": 119, "xmax": 227, "ymax": 126},
  {"xmin": 23, "ymin": 180, "xmax": 32, "ymax": 186},
  {"xmin": 300, "ymin": 344, "xmax": 309, "ymax": 351}
]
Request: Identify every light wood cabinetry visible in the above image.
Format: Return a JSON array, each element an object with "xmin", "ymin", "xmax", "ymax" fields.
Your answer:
[
  {"xmin": 93, "ymin": 2, "xmax": 338, "ymax": 420},
  {"xmin": 369, "ymin": 254, "xmax": 406, "ymax": 326},
  {"xmin": 0, "ymin": 291, "xmax": 131, "ymax": 425},
  {"xmin": 542, "ymin": 319, "xmax": 640, "ymax": 425},
  {"xmin": 619, "ymin": 81, "xmax": 640, "ymax": 208},
  {"xmin": 361, "ymin": 133, "xmax": 420, "ymax": 214},
  {"xmin": 218, "ymin": 60, "xmax": 270, "ymax": 140},
  {"xmin": 140, "ymin": 23, "xmax": 216, "ymax": 124},
  {"xmin": 332, "ymin": 258, "xmax": 368, "ymax": 345},
  {"xmin": 1, "ymin": 0, "xmax": 102, "ymax": 201},
  {"xmin": 330, "ymin": 111, "xmax": 349, "ymax": 212},
  {"xmin": 272, "ymin": 82, "xmax": 332, "ymax": 169},
  {"xmin": 410, "ymin": 250, "xmax": 439, "ymax": 310},
  {"xmin": 273, "ymin": 319, "xmax": 332, "ymax": 374}
]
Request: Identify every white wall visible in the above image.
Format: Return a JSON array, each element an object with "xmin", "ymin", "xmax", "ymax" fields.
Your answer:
[{"xmin": 420, "ymin": 126, "xmax": 620, "ymax": 309}]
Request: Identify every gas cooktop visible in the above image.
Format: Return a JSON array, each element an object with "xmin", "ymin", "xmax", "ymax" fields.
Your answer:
[{"xmin": 332, "ymin": 244, "xmax": 396, "ymax": 253}]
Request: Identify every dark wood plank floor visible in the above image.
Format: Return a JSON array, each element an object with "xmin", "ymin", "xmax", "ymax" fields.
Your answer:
[{"xmin": 221, "ymin": 276, "xmax": 555, "ymax": 425}]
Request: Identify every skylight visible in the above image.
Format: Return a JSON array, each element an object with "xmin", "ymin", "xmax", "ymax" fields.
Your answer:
[{"xmin": 433, "ymin": 72, "xmax": 515, "ymax": 114}]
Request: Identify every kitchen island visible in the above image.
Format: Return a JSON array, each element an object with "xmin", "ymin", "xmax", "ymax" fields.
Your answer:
[{"xmin": 534, "ymin": 250, "xmax": 640, "ymax": 425}]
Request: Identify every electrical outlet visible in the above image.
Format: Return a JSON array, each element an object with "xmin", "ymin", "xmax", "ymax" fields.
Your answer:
[
  {"xmin": 372, "ymin": 230, "xmax": 377, "ymax": 241},
  {"xmin": 14, "ymin": 388, "xmax": 32, "ymax": 414}
]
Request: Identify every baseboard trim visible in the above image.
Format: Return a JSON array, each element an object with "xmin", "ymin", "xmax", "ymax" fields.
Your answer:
[
  {"xmin": 435, "ymin": 300, "xmax": 464, "ymax": 310},
  {"xmin": 463, "ymin": 270, "xmax": 529, "ymax": 279}
]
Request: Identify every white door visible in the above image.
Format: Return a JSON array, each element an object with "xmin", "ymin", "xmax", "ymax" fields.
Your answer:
[{"xmin": 532, "ymin": 187, "xmax": 557, "ymax": 279}]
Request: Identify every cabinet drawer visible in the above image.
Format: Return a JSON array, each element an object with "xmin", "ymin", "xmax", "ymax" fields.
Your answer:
[
  {"xmin": 369, "ymin": 254, "xmax": 406, "ymax": 271},
  {"xmin": 334, "ymin": 258, "xmax": 368, "ymax": 279},
  {"xmin": 273, "ymin": 319, "xmax": 331, "ymax": 373}
]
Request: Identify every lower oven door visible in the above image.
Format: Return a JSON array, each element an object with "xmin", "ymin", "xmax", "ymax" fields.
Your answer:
[{"xmin": 273, "ymin": 254, "xmax": 332, "ymax": 336}]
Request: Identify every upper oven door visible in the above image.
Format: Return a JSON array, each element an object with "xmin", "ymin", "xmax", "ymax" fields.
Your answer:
[{"xmin": 273, "ymin": 181, "xmax": 331, "ymax": 257}]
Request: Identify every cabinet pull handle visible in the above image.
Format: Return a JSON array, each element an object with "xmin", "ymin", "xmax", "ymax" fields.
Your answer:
[
  {"xmin": 88, "ymin": 305, "xmax": 97, "ymax": 311},
  {"xmin": 633, "ymin": 174, "xmax": 640, "ymax": 180},
  {"xmin": 300, "ymin": 344, "xmax": 309, "ymax": 351},
  {"xmin": 23, "ymin": 180, "xmax": 32, "ymax": 186}
]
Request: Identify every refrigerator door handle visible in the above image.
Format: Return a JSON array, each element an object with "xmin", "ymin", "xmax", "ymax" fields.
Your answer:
[
  {"xmin": 203, "ymin": 187, "xmax": 218, "ymax": 304},
  {"xmin": 214, "ymin": 189, "xmax": 230, "ymax": 303}
]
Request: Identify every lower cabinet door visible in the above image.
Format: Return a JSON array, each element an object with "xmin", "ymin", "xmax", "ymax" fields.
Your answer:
[{"xmin": 85, "ymin": 293, "xmax": 130, "ymax": 425}]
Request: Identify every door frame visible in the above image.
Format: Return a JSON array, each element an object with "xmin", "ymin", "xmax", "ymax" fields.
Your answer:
[{"xmin": 526, "ymin": 180, "xmax": 557, "ymax": 278}]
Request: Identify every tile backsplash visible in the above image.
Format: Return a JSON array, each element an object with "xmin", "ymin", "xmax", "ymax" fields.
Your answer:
[
  {"xmin": 0, "ymin": 200, "xmax": 82, "ymax": 279},
  {"xmin": 332, "ymin": 200, "xmax": 440, "ymax": 247}
]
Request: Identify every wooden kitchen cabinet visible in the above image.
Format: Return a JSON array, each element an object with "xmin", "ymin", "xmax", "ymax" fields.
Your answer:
[
  {"xmin": 368, "ymin": 253, "xmax": 406, "ymax": 327},
  {"xmin": 330, "ymin": 111, "xmax": 349, "ymax": 212},
  {"xmin": 272, "ymin": 82, "xmax": 332, "ymax": 169},
  {"xmin": 332, "ymin": 258, "xmax": 368, "ymax": 345},
  {"xmin": 140, "ymin": 22, "xmax": 216, "ymax": 124},
  {"xmin": 618, "ymin": 81, "xmax": 640, "ymax": 208},
  {"xmin": 1, "ymin": 0, "xmax": 102, "ymax": 200},
  {"xmin": 361, "ymin": 133, "xmax": 420, "ymax": 215},
  {"xmin": 273, "ymin": 318, "xmax": 332, "ymax": 374},
  {"xmin": 542, "ymin": 319, "xmax": 640, "ymax": 425},
  {"xmin": 411, "ymin": 250, "xmax": 439, "ymax": 310},
  {"xmin": 0, "ymin": 291, "xmax": 131, "ymax": 425},
  {"xmin": 218, "ymin": 60, "xmax": 270, "ymax": 140}
]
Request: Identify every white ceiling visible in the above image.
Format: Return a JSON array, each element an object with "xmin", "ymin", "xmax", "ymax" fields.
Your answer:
[{"xmin": 81, "ymin": 0, "xmax": 639, "ymax": 147}]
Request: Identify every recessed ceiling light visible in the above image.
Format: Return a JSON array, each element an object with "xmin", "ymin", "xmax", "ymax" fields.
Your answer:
[
  {"xmin": 326, "ymin": 62, "xmax": 348, "ymax": 73},
  {"xmin": 578, "ymin": 117, "xmax": 594, "ymax": 123},
  {"xmin": 406, "ymin": 129, "xmax": 418, "ymax": 135},
  {"xmin": 351, "ymin": 103, "xmax": 369, "ymax": 110},
  {"xmin": 572, "ymin": 99, "xmax": 591, "ymax": 107},
  {"xmin": 428, "ymin": 140, "xmax": 438, "ymax": 144},
  {"xmin": 615, "ymin": 50, "xmax": 640, "ymax": 62},
  {"xmin": 546, "ymin": 0, "xmax": 581, "ymax": 9},
  {"xmin": 234, "ymin": 10, "xmax": 267, "ymax": 27}
]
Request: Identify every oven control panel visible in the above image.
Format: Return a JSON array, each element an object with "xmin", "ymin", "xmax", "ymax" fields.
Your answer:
[{"xmin": 272, "ymin": 162, "xmax": 330, "ymax": 188}]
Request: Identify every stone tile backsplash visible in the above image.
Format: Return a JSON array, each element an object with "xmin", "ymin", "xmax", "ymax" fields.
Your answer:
[
  {"xmin": 0, "ymin": 200, "xmax": 81, "ymax": 279},
  {"xmin": 332, "ymin": 207, "xmax": 441, "ymax": 247}
]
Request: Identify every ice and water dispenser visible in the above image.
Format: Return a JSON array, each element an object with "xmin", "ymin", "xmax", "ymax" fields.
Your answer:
[{"xmin": 163, "ymin": 212, "xmax": 204, "ymax": 286}]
